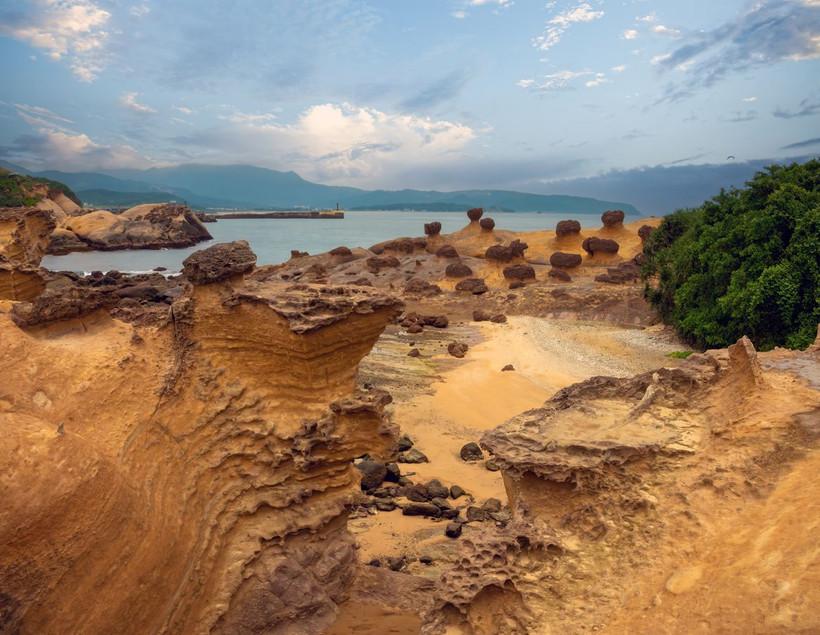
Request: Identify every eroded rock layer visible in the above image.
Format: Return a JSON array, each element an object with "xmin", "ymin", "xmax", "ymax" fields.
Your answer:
[{"xmin": 0, "ymin": 243, "xmax": 403, "ymax": 634}]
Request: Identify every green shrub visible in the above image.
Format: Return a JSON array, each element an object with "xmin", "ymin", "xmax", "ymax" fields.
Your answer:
[
  {"xmin": 642, "ymin": 160, "xmax": 819, "ymax": 351},
  {"xmin": 667, "ymin": 351, "xmax": 694, "ymax": 359},
  {"xmin": 0, "ymin": 172, "xmax": 81, "ymax": 207}
]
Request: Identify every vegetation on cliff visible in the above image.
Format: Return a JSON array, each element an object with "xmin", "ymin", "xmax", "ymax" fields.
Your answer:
[
  {"xmin": 0, "ymin": 169, "xmax": 82, "ymax": 207},
  {"xmin": 643, "ymin": 159, "xmax": 819, "ymax": 350}
]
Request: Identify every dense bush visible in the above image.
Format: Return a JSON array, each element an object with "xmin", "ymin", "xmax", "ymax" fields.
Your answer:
[
  {"xmin": 0, "ymin": 171, "xmax": 81, "ymax": 207},
  {"xmin": 642, "ymin": 160, "xmax": 819, "ymax": 351}
]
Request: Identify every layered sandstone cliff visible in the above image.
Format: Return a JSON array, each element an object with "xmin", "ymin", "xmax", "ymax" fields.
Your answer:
[
  {"xmin": 0, "ymin": 241, "xmax": 403, "ymax": 634},
  {"xmin": 0, "ymin": 207, "xmax": 55, "ymax": 301}
]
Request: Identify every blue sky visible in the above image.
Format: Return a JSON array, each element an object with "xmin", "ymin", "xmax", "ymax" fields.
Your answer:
[{"xmin": 0, "ymin": 0, "xmax": 818, "ymax": 190}]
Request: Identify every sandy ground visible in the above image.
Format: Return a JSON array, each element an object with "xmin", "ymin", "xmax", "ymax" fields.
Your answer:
[{"xmin": 352, "ymin": 316, "xmax": 686, "ymax": 564}]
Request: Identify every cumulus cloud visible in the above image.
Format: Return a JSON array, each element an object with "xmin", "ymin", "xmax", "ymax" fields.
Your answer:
[
  {"xmin": 533, "ymin": 2, "xmax": 605, "ymax": 52},
  {"xmin": 120, "ymin": 92, "xmax": 157, "ymax": 114},
  {"xmin": 655, "ymin": 0, "xmax": 820, "ymax": 102},
  {"xmin": 169, "ymin": 103, "xmax": 477, "ymax": 187},
  {"xmin": 0, "ymin": 0, "xmax": 111, "ymax": 81}
]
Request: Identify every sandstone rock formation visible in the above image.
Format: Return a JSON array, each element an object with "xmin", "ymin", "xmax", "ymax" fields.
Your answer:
[
  {"xmin": 48, "ymin": 203, "xmax": 212, "ymax": 254},
  {"xmin": 0, "ymin": 207, "xmax": 55, "ymax": 300},
  {"xmin": 601, "ymin": 209, "xmax": 625, "ymax": 227},
  {"xmin": 0, "ymin": 242, "xmax": 405, "ymax": 634},
  {"xmin": 582, "ymin": 236, "xmax": 620, "ymax": 255},
  {"xmin": 555, "ymin": 219, "xmax": 581, "ymax": 237},
  {"xmin": 549, "ymin": 252, "xmax": 582, "ymax": 268}
]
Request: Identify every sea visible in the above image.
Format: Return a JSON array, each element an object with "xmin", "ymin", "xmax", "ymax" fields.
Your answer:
[{"xmin": 41, "ymin": 210, "xmax": 624, "ymax": 274}]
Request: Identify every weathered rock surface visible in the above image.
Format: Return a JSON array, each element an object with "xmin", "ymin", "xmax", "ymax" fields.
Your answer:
[
  {"xmin": 503, "ymin": 264, "xmax": 536, "ymax": 280},
  {"xmin": 455, "ymin": 278, "xmax": 488, "ymax": 295},
  {"xmin": 445, "ymin": 262, "xmax": 473, "ymax": 278},
  {"xmin": 0, "ymin": 243, "xmax": 405, "ymax": 634},
  {"xmin": 549, "ymin": 252, "xmax": 582, "ymax": 268},
  {"xmin": 436, "ymin": 245, "xmax": 459, "ymax": 258},
  {"xmin": 555, "ymin": 219, "xmax": 581, "ymax": 237},
  {"xmin": 448, "ymin": 342, "xmax": 469, "ymax": 358},
  {"xmin": 601, "ymin": 209, "xmax": 625, "ymax": 227},
  {"xmin": 486, "ymin": 239, "xmax": 528, "ymax": 262},
  {"xmin": 48, "ymin": 203, "xmax": 212, "ymax": 254},
  {"xmin": 182, "ymin": 240, "xmax": 257, "ymax": 284},
  {"xmin": 582, "ymin": 236, "xmax": 620, "ymax": 255}
]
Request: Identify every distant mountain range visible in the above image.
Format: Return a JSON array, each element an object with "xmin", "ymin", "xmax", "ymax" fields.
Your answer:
[{"xmin": 0, "ymin": 161, "xmax": 639, "ymax": 215}]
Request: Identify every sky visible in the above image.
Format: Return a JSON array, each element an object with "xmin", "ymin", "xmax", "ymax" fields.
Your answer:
[{"xmin": 0, "ymin": 0, "xmax": 818, "ymax": 191}]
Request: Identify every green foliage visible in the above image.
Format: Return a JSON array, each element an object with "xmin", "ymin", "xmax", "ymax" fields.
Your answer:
[
  {"xmin": 643, "ymin": 160, "xmax": 819, "ymax": 351},
  {"xmin": 0, "ymin": 172, "xmax": 81, "ymax": 207},
  {"xmin": 667, "ymin": 351, "xmax": 694, "ymax": 359}
]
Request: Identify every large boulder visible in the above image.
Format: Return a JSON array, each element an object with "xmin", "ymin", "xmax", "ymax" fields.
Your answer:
[
  {"xmin": 479, "ymin": 217, "xmax": 495, "ymax": 231},
  {"xmin": 601, "ymin": 210, "xmax": 625, "ymax": 227},
  {"xmin": 424, "ymin": 221, "xmax": 442, "ymax": 236},
  {"xmin": 555, "ymin": 219, "xmax": 581, "ymax": 237},
  {"xmin": 445, "ymin": 262, "xmax": 473, "ymax": 278},
  {"xmin": 549, "ymin": 252, "xmax": 582, "ymax": 268},
  {"xmin": 182, "ymin": 241, "xmax": 257, "ymax": 284},
  {"xmin": 467, "ymin": 207, "xmax": 484, "ymax": 222},
  {"xmin": 455, "ymin": 278, "xmax": 488, "ymax": 295},
  {"xmin": 448, "ymin": 342, "xmax": 469, "ymax": 358},
  {"xmin": 355, "ymin": 460, "xmax": 387, "ymax": 491},
  {"xmin": 460, "ymin": 442, "xmax": 484, "ymax": 462},
  {"xmin": 581, "ymin": 237, "xmax": 620, "ymax": 255},
  {"xmin": 502, "ymin": 264, "xmax": 535, "ymax": 280}
]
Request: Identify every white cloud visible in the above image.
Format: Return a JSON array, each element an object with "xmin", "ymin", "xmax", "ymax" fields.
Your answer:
[
  {"xmin": 177, "ymin": 103, "xmax": 477, "ymax": 187},
  {"xmin": 533, "ymin": 2, "xmax": 605, "ymax": 52},
  {"xmin": 174, "ymin": 105, "xmax": 194, "ymax": 115},
  {"xmin": 637, "ymin": 13, "xmax": 656, "ymax": 23},
  {"xmin": 652, "ymin": 24, "xmax": 681, "ymax": 38},
  {"xmin": 611, "ymin": 64, "xmax": 626, "ymax": 72},
  {"xmin": 219, "ymin": 111, "xmax": 278, "ymax": 124},
  {"xmin": 585, "ymin": 73, "xmax": 609, "ymax": 87},
  {"xmin": 518, "ymin": 69, "xmax": 600, "ymax": 92},
  {"xmin": 120, "ymin": 92, "xmax": 157, "ymax": 114},
  {"xmin": 452, "ymin": 10, "xmax": 467, "ymax": 19},
  {"xmin": 130, "ymin": 3, "xmax": 151, "ymax": 17},
  {"xmin": 651, "ymin": 53, "xmax": 672, "ymax": 65},
  {"xmin": 0, "ymin": 0, "xmax": 111, "ymax": 81},
  {"xmin": 622, "ymin": 29, "xmax": 639, "ymax": 40},
  {"xmin": 743, "ymin": 96, "xmax": 758, "ymax": 102},
  {"xmin": 469, "ymin": 0, "xmax": 513, "ymax": 5}
]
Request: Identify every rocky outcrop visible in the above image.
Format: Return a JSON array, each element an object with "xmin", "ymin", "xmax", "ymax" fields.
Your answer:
[
  {"xmin": 0, "ymin": 207, "xmax": 56, "ymax": 300},
  {"xmin": 182, "ymin": 240, "xmax": 257, "ymax": 284},
  {"xmin": 555, "ymin": 219, "xmax": 581, "ymax": 237},
  {"xmin": 549, "ymin": 252, "xmax": 582, "ymax": 268},
  {"xmin": 480, "ymin": 218, "xmax": 495, "ymax": 231},
  {"xmin": 582, "ymin": 236, "xmax": 619, "ymax": 255},
  {"xmin": 0, "ymin": 243, "xmax": 404, "ymax": 635},
  {"xmin": 47, "ymin": 203, "xmax": 212, "ymax": 254},
  {"xmin": 601, "ymin": 210, "xmax": 625, "ymax": 227}
]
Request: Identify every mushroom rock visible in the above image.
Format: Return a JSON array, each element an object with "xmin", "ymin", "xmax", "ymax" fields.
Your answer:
[
  {"xmin": 366, "ymin": 255, "xmax": 401, "ymax": 272},
  {"xmin": 581, "ymin": 237, "xmax": 620, "ymax": 255},
  {"xmin": 455, "ymin": 278, "xmax": 489, "ymax": 295},
  {"xmin": 424, "ymin": 222, "xmax": 442, "ymax": 236},
  {"xmin": 290, "ymin": 249, "xmax": 309, "ymax": 259},
  {"xmin": 436, "ymin": 245, "xmax": 459, "ymax": 258},
  {"xmin": 0, "ymin": 242, "xmax": 405, "ymax": 634},
  {"xmin": 548, "ymin": 268, "xmax": 572, "ymax": 282},
  {"xmin": 448, "ymin": 341, "xmax": 469, "ymax": 358},
  {"xmin": 404, "ymin": 279, "xmax": 442, "ymax": 297},
  {"xmin": 549, "ymin": 252, "xmax": 583, "ymax": 268},
  {"xmin": 638, "ymin": 224, "xmax": 655, "ymax": 242},
  {"xmin": 182, "ymin": 240, "xmax": 257, "ymax": 284},
  {"xmin": 467, "ymin": 207, "xmax": 484, "ymax": 222},
  {"xmin": 329, "ymin": 246, "xmax": 353, "ymax": 257},
  {"xmin": 503, "ymin": 264, "xmax": 536, "ymax": 281},
  {"xmin": 445, "ymin": 262, "xmax": 473, "ymax": 278},
  {"xmin": 479, "ymin": 218, "xmax": 495, "ymax": 231},
  {"xmin": 485, "ymin": 239, "xmax": 528, "ymax": 263},
  {"xmin": 601, "ymin": 210, "xmax": 625, "ymax": 227},
  {"xmin": 555, "ymin": 219, "xmax": 581, "ymax": 238}
]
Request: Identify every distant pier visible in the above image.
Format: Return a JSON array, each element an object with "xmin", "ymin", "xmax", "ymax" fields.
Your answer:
[{"xmin": 210, "ymin": 211, "xmax": 344, "ymax": 220}]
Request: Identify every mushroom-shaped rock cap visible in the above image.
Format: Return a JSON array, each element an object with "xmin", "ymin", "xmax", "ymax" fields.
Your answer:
[
  {"xmin": 581, "ymin": 237, "xmax": 620, "ymax": 255},
  {"xmin": 638, "ymin": 224, "xmax": 655, "ymax": 241},
  {"xmin": 601, "ymin": 210, "xmax": 625, "ymax": 227},
  {"xmin": 467, "ymin": 207, "xmax": 484, "ymax": 222},
  {"xmin": 445, "ymin": 262, "xmax": 473, "ymax": 278},
  {"xmin": 182, "ymin": 240, "xmax": 257, "ymax": 284},
  {"xmin": 424, "ymin": 221, "xmax": 442, "ymax": 236},
  {"xmin": 329, "ymin": 246, "xmax": 353, "ymax": 256},
  {"xmin": 436, "ymin": 244, "xmax": 459, "ymax": 258},
  {"xmin": 549, "ymin": 252, "xmax": 582, "ymax": 268},
  {"xmin": 556, "ymin": 219, "xmax": 581, "ymax": 237},
  {"xmin": 479, "ymin": 217, "xmax": 495, "ymax": 231}
]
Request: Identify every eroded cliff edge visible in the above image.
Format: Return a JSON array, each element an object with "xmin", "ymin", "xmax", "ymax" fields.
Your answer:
[{"xmin": 0, "ymin": 241, "xmax": 403, "ymax": 634}]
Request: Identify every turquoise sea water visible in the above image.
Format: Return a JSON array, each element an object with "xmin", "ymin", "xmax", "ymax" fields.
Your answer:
[{"xmin": 41, "ymin": 210, "xmax": 625, "ymax": 273}]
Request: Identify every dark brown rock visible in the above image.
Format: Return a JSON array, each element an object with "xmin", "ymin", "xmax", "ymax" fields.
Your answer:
[
  {"xmin": 485, "ymin": 239, "xmax": 528, "ymax": 262},
  {"xmin": 455, "ymin": 278, "xmax": 488, "ymax": 295},
  {"xmin": 290, "ymin": 250, "xmax": 308, "ymax": 259},
  {"xmin": 638, "ymin": 224, "xmax": 655, "ymax": 241},
  {"xmin": 445, "ymin": 522, "xmax": 463, "ymax": 538},
  {"xmin": 502, "ymin": 264, "xmax": 535, "ymax": 280},
  {"xmin": 549, "ymin": 252, "xmax": 582, "ymax": 268},
  {"xmin": 482, "ymin": 498, "xmax": 502, "ymax": 513},
  {"xmin": 366, "ymin": 255, "xmax": 401, "ymax": 272},
  {"xmin": 427, "ymin": 480, "xmax": 450, "ymax": 499},
  {"xmin": 501, "ymin": 364, "xmax": 515, "ymax": 372},
  {"xmin": 424, "ymin": 221, "xmax": 442, "ymax": 236},
  {"xmin": 485, "ymin": 459, "xmax": 500, "ymax": 472},
  {"xmin": 356, "ymin": 460, "xmax": 387, "ymax": 491},
  {"xmin": 445, "ymin": 262, "xmax": 473, "ymax": 278},
  {"xmin": 508, "ymin": 280, "xmax": 525, "ymax": 289},
  {"xmin": 397, "ymin": 448, "xmax": 429, "ymax": 464},
  {"xmin": 402, "ymin": 503, "xmax": 441, "ymax": 518},
  {"xmin": 479, "ymin": 217, "xmax": 495, "ymax": 231},
  {"xmin": 450, "ymin": 485, "xmax": 466, "ymax": 499},
  {"xmin": 182, "ymin": 240, "xmax": 256, "ymax": 284},
  {"xmin": 473, "ymin": 309, "xmax": 491, "ymax": 322},
  {"xmin": 556, "ymin": 219, "xmax": 581, "ymax": 237},
  {"xmin": 466, "ymin": 507, "xmax": 487, "ymax": 522},
  {"xmin": 581, "ymin": 237, "xmax": 619, "ymax": 255},
  {"xmin": 490, "ymin": 314, "xmax": 507, "ymax": 324},
  {"xmin": 460, "ymin": 442, "xmax": 484, "ymax": 462},
  {"xmin": 404, "ymin": 279, "xmax": 442, "ymax": 296},
  {"xmin": 602, "ymin": 210, "xmax": 625, "ymax": 227},
  {"xmin": 448, "ymin": 342, "xmax": 469, "ymax": 358},
  {"xmin": 408, "ymin": 348, "xmax": 421, "ymax": 357},
  {"xmin": 436, "ymin": 245, "xmax": 458, "ymax": 258},
  {"xmin": 329, "ymin": 246, "xmax": 352, "ymax": 257},
  {"xmin": 548, "ymin": 268, "xmax": 571, "ymax": 282},
  {"xmin": 397, "ymin": 435, "xmax": 414, "ymax": 452},
  {"xmin": 467, "ymin": 207, "xmax": 484, "ymax": 221}
]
